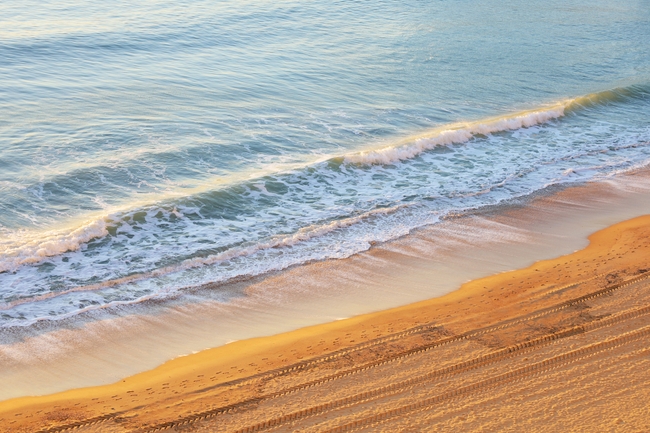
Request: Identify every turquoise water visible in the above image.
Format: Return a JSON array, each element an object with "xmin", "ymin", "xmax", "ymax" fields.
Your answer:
[{"xmin": 1, "ymin": 0, "xmax": 649, "ymax": 327}]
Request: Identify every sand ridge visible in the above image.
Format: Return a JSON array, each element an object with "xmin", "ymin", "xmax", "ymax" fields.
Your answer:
[{"xmin": 1, "ymin": 215, "xmax": 650, "ymax": 432}]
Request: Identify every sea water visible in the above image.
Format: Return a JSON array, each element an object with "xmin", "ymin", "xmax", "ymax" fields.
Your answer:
[{"xmin": 1, "ymin": 0, "xmax": 649, "ymax": 327}]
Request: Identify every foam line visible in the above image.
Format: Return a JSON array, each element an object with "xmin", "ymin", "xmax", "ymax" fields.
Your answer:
[{"xmin": 0, "ymin": 205, "xmax": 404, "ymax": 310}]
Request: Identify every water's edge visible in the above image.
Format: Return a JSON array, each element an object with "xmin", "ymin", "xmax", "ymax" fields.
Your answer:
[{"xmin": 1, "ymin": 169, "xmax": 649, "ymax": 401}]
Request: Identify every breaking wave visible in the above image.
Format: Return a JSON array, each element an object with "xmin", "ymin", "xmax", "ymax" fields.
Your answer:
[
  {"xmin": 0, "ymin": 219, "xmax": 108, "ymax": 273},
  {"xmin": 344, "ymin": 106, "xmax": 566, "ymax": 165},
  {"xmin": 343, "ymin": 85, "xmax": 650, "ymax": 165}
]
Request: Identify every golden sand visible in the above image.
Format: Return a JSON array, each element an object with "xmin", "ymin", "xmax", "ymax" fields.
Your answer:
[{"xmin": 1, "ymin": 211, "xmax": 650, "ymax": 432}]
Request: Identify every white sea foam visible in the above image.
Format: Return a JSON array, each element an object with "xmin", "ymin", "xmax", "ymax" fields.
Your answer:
[
  {"xmin": 0, "ymin": 219, "xmax": 108, "ymax": 273},
  {"xmin": 182, "ymin": 205, "xmax": 402, "ymax": 268},
  {"xmin": 0, "ymin": 205, "xmax": 405, "ymax": 311},
  {"xmin": 344, "ymin": 105, "xmax": 567, "ymax": 165}
]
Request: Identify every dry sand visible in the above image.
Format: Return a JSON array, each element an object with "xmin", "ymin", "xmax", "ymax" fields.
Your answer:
[{"xmin": 1, "ymin": 212, "xmax": 650, "ymax": 431}]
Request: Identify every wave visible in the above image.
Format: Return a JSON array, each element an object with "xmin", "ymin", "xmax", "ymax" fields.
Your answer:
[
  {"xmin": 343, "ymin": 84, "xmax": 650, "ymax": 166},
  {"xmin": 0, "ymin": 219, "xmax": 108, "ymax": 273},
  {"xmin": 565, "ymin": 84, "xmax": 650, "ymax": 112},
  {"xmin": 343, "ymin": 105, "xmax": 566, "ymax": 165},
  {"xmin": 1, "ymin": 84, "xmax": 647, "ymax": 277}
]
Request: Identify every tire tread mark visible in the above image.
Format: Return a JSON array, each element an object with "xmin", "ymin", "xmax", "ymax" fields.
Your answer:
[
  {"xmin": 226, "ymin": 303, "xmax": 650, "ymax": 433},
  {"xmin": 139, "ymin": 272, "xmax": 650, "ymax": 433},
  {"xmin": 322, "ymin": 323, "xmax": 650, "ymax": 433},
  {"xmin": 33, "ymin": 271, "xmax": 650, "ymax": 433},
  {"xmin": 33, "ymin": 414, "xmax": 118, "ymax": 433},
  {"xmin": 194, "ymin": 271, "xmax": 649, "ymax": 395}
]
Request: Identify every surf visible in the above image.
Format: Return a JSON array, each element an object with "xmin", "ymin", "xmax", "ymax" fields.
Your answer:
[
  {"xmin": 1, "ymin": 84, "xmax": 648, "ymax": 279},
  {"xmin": 342, "ymin": 84, "xmax": 650, "ymax": 166}
]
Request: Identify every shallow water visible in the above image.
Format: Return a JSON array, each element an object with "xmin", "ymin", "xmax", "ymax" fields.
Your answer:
[
  {"xmin": 1, "ymin": 0, "xmax": 650, "ymax": 327},
  {"xmin": 2, "ymin": 173, "xmax": 650, "ymax": 401}
]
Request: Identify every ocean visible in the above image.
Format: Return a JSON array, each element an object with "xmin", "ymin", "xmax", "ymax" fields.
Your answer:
[{"xmin": 1, "ymin": 0, "xmax": 650, "ymax": 329}]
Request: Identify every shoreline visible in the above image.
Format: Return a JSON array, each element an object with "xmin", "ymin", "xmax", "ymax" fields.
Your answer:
[
  {"xmin": 2, "ymin": 206, "xmax": 650, "ymax": 431},
  {"xmin": 1, "ymin": 170, "xmax": 650, "ymax": 404}
]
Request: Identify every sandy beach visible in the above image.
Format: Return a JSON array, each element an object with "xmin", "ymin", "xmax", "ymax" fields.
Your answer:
[
  {"xmin": 2, "ymin": 2, "xmax": 650, "ymax": 432},
  {"xmin": 1, "ymin": 173, "xmax": 650, "ymax": 432}
]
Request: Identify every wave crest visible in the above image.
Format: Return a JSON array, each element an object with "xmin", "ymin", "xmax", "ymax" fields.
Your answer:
[
  {"xmin": 344, "ymin": 84, "xmax": 650, "ymax": 166},
  {"xmin": 0, "ymin": 219, "xmax": 108, "ymax": 273},
  {"xmin": 344, "ymin": 106, "xmax": 567, "ymax": 165}
]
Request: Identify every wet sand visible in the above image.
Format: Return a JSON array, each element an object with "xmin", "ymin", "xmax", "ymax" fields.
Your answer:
[
  {"xmin": 3, "ymin": 171, "xmax": 650, "ymax": 403},
  {"xmin": 1, "ymin": 175, "xmax": 650, "ymax": 431}
]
